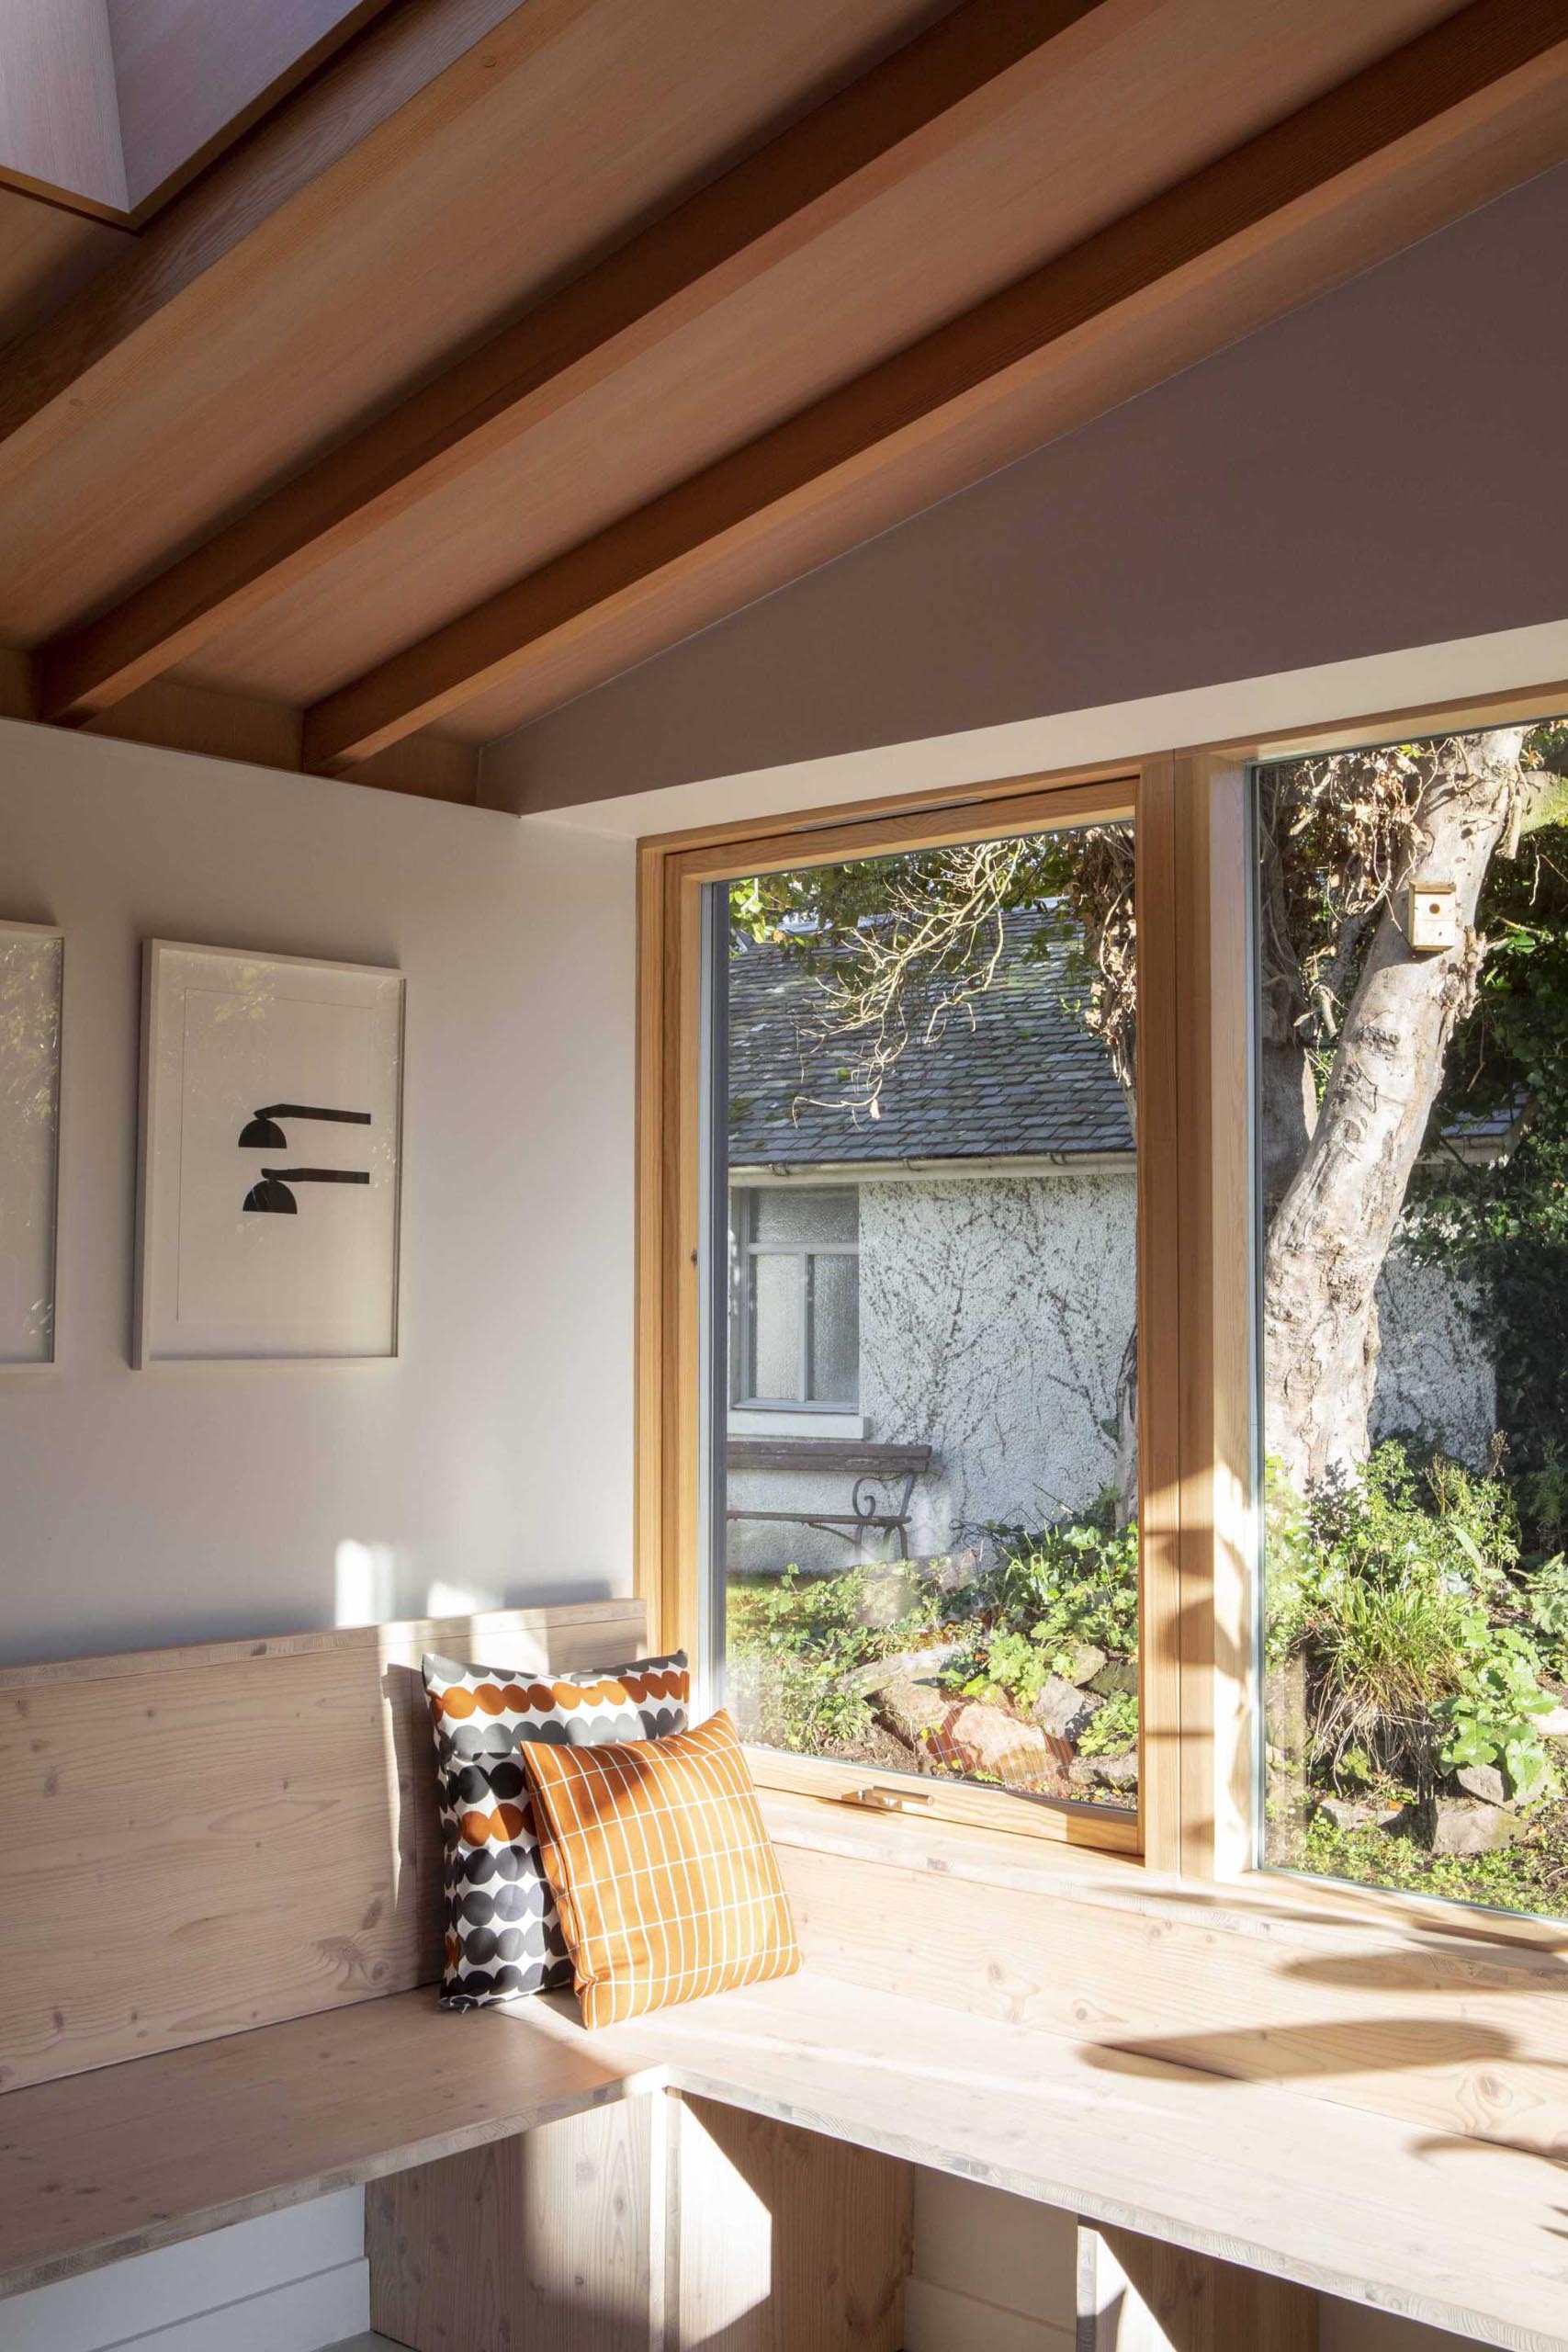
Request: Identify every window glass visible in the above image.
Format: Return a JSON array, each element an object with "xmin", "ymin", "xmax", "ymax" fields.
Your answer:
[
  {"xmin": 748, "ymin": 1251, "xmax": 800, "ymax": 1400},
  {"xmin": 1257, "ymin": 718, "xmax": 1568, "ymax": 1919},
  {"xmin": 718, "ymin": 819, "xmax": 1140, "ymax": 1819},
  {"xmin": 808, "ymin": 1252, "xmax": 859, "ymax": 1403}
]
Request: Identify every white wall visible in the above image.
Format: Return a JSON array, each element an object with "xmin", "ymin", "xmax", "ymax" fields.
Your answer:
[
  {"xmin": 0, "ymin": 717, "xmax": 637, "ymax": 1667},
  {"xmin": 0, "ymin": 715, "xmax": 637, "ymax": 2348}
]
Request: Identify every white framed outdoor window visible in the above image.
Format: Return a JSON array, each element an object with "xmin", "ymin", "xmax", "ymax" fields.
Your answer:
[{"xmin": 729, "ymin": 1185, "xmax": 860, "ymax": 1411}]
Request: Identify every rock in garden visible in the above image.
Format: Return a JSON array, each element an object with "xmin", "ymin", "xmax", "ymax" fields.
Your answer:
[
  {"xmin": 843, "ymin": 1642, "xmax": 963, "ymax": 1698},
  {"xmin": 1061, "ymin": 1642, "xmax": 1107, "ymax": 1689},
  {"xmin": 1069, "ymin": 1750, "xmax": 1137, "ymax": 1795},
  {"xmin": 1088, "ymin": 1658, "xmax": 1137, "ymax": 1699},
  {"xmin": 873, "ymin": 1675, "xmax": 951, "ymax": 1757},
  {"xmin": 1431, "ymin": 1798, "xmax": 1523, "ymax": 1857},
  {"xmin": 1536, "ymin": 1704, "xmax": 1568, "ymax": 1738},
  {"xmin": 1033, "ymin": 1674, "xmax": 1100, "ymax": 1745},
  {"xmin": 943, "ymin": 1699, "xmax": 1057, "ymax": 1792},
  {"xmin": 1314, "ymin": 1795, "xmax": 1405, "ymax": 1833},
  {"xmin": 1455, "ymin": 1762, "xmax": 1508, "ymax": 1806}
]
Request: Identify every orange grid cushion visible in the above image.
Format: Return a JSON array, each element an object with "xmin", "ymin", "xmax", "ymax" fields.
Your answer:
[{"xmin": 519, "ymin": 1709, "xmax": 801, "ymax": 2028}]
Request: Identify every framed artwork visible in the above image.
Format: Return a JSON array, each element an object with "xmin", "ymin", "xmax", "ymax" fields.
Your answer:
[
  {"xmin": 136, "ymin": 941, "xmax": 404, "ymax": 1365},
  {"xmin": 0, "ymin": 919, "xmax": 64, "ymax": 1369}
]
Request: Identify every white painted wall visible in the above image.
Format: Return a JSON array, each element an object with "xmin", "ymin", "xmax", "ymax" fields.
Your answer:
[
  {"xmin": 0, "ymin": 717, "xmax": 637, "ymax": 1668},
  {"xmin": 0, "ymin": 715, "xmax": 637, "ymax": 2346},
  {"xmin": 728, "ymin": 1171, "xmax": 1497, "ymax": 1576}
]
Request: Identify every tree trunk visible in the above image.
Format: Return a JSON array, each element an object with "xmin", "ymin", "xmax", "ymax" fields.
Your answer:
[
  {"xmin": 1256, "ymin": 819, "xmax": 1318, "ymax": 1216},
  {"xmin": 1113, "ymin": 1327, "xmax": 1137, "ymax": 1529},
  {"xmin": 1262, "ymin": 731, "xmax": 1524, "ymax": 1491}
]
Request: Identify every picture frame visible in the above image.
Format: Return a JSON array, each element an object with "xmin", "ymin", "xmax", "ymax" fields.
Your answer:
[
  {"xmin": 0, "ymin": 918, "xmax": 65, "ymax": 1371},
  {"xmin": 135, "ymin": 940, "xmax": 405, "ymax": 1365}
]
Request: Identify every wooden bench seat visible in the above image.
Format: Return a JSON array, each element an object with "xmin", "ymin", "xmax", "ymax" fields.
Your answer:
[
  {"xmin": 8, "ymin": 1607, "xmax": 1568, "ymax": 2351},
  {"xmin": 7, "ymin": 1966, "xmax": 1568, "ymax": 2346}
]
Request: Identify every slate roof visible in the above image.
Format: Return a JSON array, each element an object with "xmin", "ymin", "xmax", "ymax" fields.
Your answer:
[{"xmin": 727, "ymin": 909, "xmax": 1132, "ymax": 1167}]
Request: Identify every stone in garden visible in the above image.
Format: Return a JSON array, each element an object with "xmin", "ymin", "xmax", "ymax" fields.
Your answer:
[
  {"xmin": 1033, "ymin": 1675, "xmax": 1100, "ymax": 1746},
  {"xmin": 873, "ymin": 1675, "xmax": 951, "ymax": 1758},
  {"xmin": 1069, "ymin": 1750, "xmax": 1137, "ymax": 1794},
  {"xmin": 1061, "ymin": 1642, "xmax": 1107, "ymax": 1689},
  {"xmin": 1314, "ymin": 1795, "xmax": 1405, "ymax": 1832},
  {"xmin": 842, "ymin": 1642, "xmax": 963, "ymax": 1698},
  {"xmin": 1088, "ymin": 1658, "xmax": 1137, "ymax": 1699},
  {"xmin": 1455, "ymin": 1762, "xmax": 1508, "ymax": 1806},
  {"xmin": 1535, "ymin": 1704, "xmax": 1568, "ymax": 1738},
  {"xmin": 943, "ymin": 1699, "xmax": 1056, "ymax": 1792},
  {"xmin": 1431, "ymin": 1797, "xmax": 1523, "ymax": 1857}
]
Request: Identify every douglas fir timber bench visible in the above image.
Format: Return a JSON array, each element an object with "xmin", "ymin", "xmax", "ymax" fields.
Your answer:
[{"xmin": 4, "ymin": 1606, "xmax": 1568, "ymax": 2352}]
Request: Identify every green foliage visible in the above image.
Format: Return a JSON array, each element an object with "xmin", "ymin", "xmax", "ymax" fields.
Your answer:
[
  {"xmin": 987, "ymin": 1490, "xmax": 1139, "ymax": 1666},
  {"xmin": 1525, "ymin": 1550, "xmax": 1568, "ymax": 1668},
  {"xmin": 1437, "ymin": 1626, "xmax": 1555, "ymax": 1804},
  {"xmin": 1289, "ymin": 1803, "xmax": 1568, "ymax": 1915},
  {"xmin": 1270, "ymin": 1439, "xmax": 1562, "ymax": 1822},
  {"xmin": 725, "ymin": 1565, "xmax": 951, "ymax": 1756},
  {"xmin": 939, "ymin": 1494, "xmax": 1139, "ymax": 1713},
  {"xmin": 1077, "ymin": 1690, "xmax": 1138, "ymax": 1758},
  {"xmin": 947, "ymin": 1626, "xmax": 1054, "ymax": 1713}
]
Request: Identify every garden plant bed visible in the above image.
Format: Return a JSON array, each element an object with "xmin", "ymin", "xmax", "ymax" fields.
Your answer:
[
  {"xmin": 1265, "ymin": 1439, "xmax": 1568, "ymax": 1916},
  {"xmin": 726, "ymin": 1495, "xmax": 1140, "ymax": 1812}
]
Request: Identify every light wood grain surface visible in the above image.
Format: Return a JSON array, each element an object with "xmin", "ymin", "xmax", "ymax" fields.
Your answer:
[
  {"xmin": 7, "ymin": 1965, "xmax": 1568, "ymax": 2345},
  {"xmin": 1078, "ymin": 2223, "xmax": 1318, "ymax": 2350},
  {"xmin": 0, "ymin": 1986, "xmax": 659, "ymax": 2299},
  {"xmin": 0, "ymin": 1598, "xmax": 644, "ymax": 2088},
  {"xmin": 671, "ymin": 2092, "xmax": 910, "ymax": 2351},
  {"xmin": 557, "ymin": 1973, "xmax": 1568, "ymax": 2352},
  {"xmin": 770, "ymin": 1803, "xmax": 1568, "ymax": 2162},
  {"xmin": 369, "ymin": 2098, "xmax": 663, "ymax": 2352}
]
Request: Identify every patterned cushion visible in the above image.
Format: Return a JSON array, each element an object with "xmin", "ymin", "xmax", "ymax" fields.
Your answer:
[
  {"xmin": 519, "ymin": 1708, "xmax": 800, "ymax": 2029},
  {"xmin": 423, "ymin": 1648, "xmax": 688, "ymax": 2008}
]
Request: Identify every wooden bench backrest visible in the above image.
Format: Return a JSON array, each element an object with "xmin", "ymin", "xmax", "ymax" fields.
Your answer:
[{"xmin": 0, "ymin": 1598, "xmax": 645, "ymax": 2090}]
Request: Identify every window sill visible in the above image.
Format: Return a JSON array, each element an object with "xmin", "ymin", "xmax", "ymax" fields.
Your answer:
[
  {"xmin": 760, "ymin": 1788, "xmax": 1568, "ymax": 1970},
  {"xmin": 728, "ymin": 1408, "xmax": 867, "ymax": 1440}
]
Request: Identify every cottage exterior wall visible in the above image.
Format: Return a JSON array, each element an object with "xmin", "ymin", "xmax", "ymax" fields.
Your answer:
[{"xmin": 725, "ymin": 1170, "xmax": 1498, "ymax": 1577}]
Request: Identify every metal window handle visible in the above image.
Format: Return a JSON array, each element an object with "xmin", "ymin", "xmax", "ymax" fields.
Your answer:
[{"xmin": 841, "ymin": 1785, "xmax": 935, "ymax": 1813}]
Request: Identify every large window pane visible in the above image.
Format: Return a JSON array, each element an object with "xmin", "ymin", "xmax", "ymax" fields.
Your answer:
[
  {"xmin": 807, "ymin": 1253, "xmax": 858, "ymax": 1403},
  {"xmin": 719, "ymin": 820, "xmax": 1140, "ymax": 1817},
  {"xmin": 748, "ymin": 1251, "xmax": 801, "ymax": 1401},
  {"xmin": 1258, "ymin": 718, "xmax": 1568, "ymax": 1919}
]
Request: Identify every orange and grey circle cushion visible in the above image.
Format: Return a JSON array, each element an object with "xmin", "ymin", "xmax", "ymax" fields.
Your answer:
[{"xmin": 422, "ymin": 1649, "xmax": 689, "ymax": 2007}]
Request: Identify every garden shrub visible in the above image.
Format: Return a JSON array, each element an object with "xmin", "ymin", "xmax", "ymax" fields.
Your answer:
[{"xmin": 1269, "ymin": 1438, "xmax": 1567, "ymax": 1838}]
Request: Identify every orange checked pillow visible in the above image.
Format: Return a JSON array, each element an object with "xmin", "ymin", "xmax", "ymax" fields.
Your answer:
[{"xmin": 519, "ymin": 1709, "xmax": 801, "ymax": 2028}]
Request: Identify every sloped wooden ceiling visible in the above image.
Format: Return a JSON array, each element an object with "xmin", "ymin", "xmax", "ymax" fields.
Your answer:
[{"xmin": 3, "ymin": 0, "xmax": 1568, "ymax": 808}]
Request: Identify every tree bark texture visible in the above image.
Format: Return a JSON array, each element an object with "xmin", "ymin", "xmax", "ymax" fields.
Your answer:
[{"xmin": 1262, "ymin": 731, "xmax": 1524, "ymax": 1489}]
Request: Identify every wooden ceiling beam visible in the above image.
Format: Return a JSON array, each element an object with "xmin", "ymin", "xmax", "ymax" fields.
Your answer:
[
  {"xmin": 0, "ymin": 0, "xmax": 571, "ymax": 455},
  {"xmin": 36, "ymin": 0, "xmax": 1115, "ymax": 727},
  {"xmin": 298, "ymin": 0, "xmax": 1568, "ymax": 775}
]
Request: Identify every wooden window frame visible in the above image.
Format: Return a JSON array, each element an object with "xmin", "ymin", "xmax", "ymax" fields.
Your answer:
[
  {"xmin": 637, "ymin": 693, "xmax": 1568, "ymax": 1934},
  {"xmin": 637, "ymin": 764, "xmax": 1168, "ymax": 1863}
]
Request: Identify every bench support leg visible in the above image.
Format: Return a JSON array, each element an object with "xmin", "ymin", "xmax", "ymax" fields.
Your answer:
[
  {"xmin": 1077, "ymin": 2222, "xmax": 1318, "ymax": 2351},
  {"xmin": 667, "ymin": 2090, "xmax": 911, "ymax": 2350},
  {"xmin": 367, "ymin": 2097, "xmax": 664, "ymax": 2352},
  {"xmin": 366, "ymin": 2090, "xmax": 913, "ymax": 2352}
]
